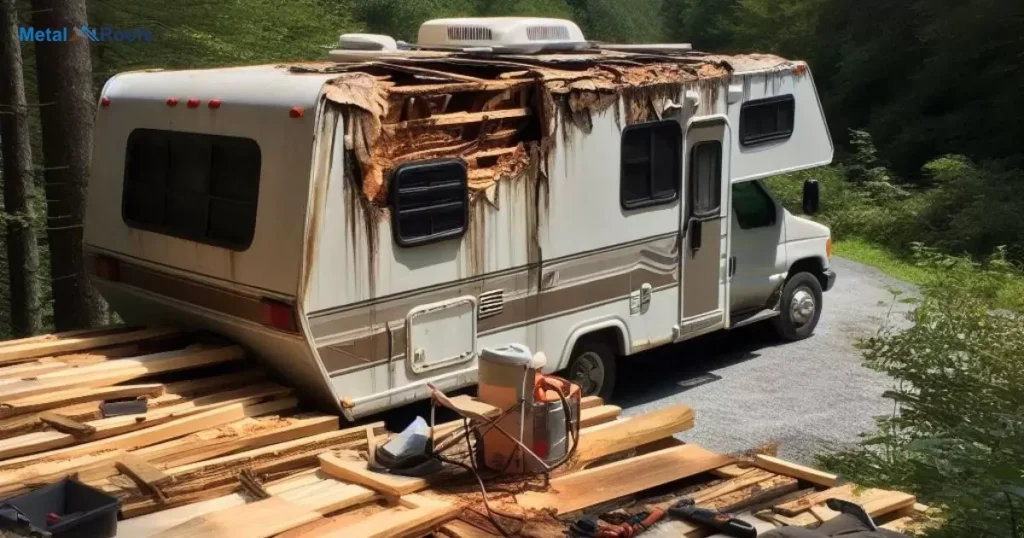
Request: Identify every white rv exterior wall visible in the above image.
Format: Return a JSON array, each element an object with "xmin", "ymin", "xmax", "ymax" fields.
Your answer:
[{"xmin": 85, "ymin": 66, "xmax": 334, "ymax": 296}]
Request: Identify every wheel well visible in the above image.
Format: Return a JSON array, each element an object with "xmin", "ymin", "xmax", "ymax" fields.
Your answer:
[
  {"xmin": 571, "ymin": 327, "xmax": 625, "ymax": 358},
  {"xmin": 788, "ymin": 257, "xmax": 827, "ymax": 288}
]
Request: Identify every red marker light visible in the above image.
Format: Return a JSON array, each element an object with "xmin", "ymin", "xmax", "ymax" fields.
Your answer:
[
  {"xmin": 289, "ymin": 106, "xmax": 304, "ymax": 118},
  {"xmin": 186, "ymin": 98, "xmax": 200, "ymax": 108},
  {"xmin": 794, "ymin": 64, "xmax": 808, "ymax": 76},
  {"xmin": 100, "ymin": 97, "xmax": 110, "ymax": 107},
  {"xmin": 166, "ymin": 97, "xmax": 178, "ymax": 107},
  {"xmin": 208, "ymin": 99, "xmax": 222, "ymax": 109}
]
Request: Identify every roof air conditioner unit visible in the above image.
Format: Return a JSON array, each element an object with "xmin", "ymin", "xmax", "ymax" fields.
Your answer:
[
  {"xmin": 337, "ymin": 33, "xmax": 398, "ymax": 51},
  {"xmin": 417, "ymin": 17, "xmax": 587, "ymax": 53}
]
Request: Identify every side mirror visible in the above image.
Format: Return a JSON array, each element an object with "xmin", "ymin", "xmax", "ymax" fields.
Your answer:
[{"xmin": 802, "ymin": 179, "xmax": 820, "ymax": 215}]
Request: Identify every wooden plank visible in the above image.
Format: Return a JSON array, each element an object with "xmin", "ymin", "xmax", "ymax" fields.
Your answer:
[
  {"xmin": 319, "ymin": 451, "xmax": 428, "ymax": 496},
  {"xmin": 517, "ymin": 444, "xmax": 732, "ymax": 515},
  {"xmin": 774, "ymin": 483, "xmax": 857, "ymax": 516},
  {"xmin": 767, "ymin": 487, "xmax": 916, "ymax": 528},
  {"xmin": 753, "ymin": 455, "xmax": 840, "ymax": 487},
  {"xmin": 438, "ymin": 520, "xmax": 503, "ymax": 538},
  {"xmin": 810, "ymin": 504, "xmax": 840, "ymax": 524},
  {"xmin": 579, "ymin": 404, "xmax": 622, "ymax": 428},
  {"xmin": 713, "ymin": 463, "xmax": 755, "ymax": 478},
  {"xmin": 318, "ymin": 494, "xmax": 459, "ymax": 538},
  {"xmin": 0, "ymin": 397, "xmax": 294, "ymax": 471},
  {"xmin": 579, "ymin": 395, "xmax": 603, "ymax": 410},
  {"xmin": 117, "ymin": 453, "xmax": 172, "ymax": 488},
  {"xmin": 136, "ymin": 415, "xmax": 347, "ymax": 467},
  {"xmin": 152, "ymin": 479, "xmax": 375, "ymax": 538},
  {"xmin": 576, "ymin": 404, "xmax": 693, "ymax": 463},
  {"xmin": 0, "ymin": 383, "xmax": 163, "ymax": 418},
  {"xmin": 703, "ymin": 475, "xmax": 800, "ymax": 513},
  {"xmin": 384, "ymin": 108, "xmax": 530, "ymax": 131},
  {"xmin": 38, "ymin": 411, "xmax": 96, "ymax": 435},
  {"xmin": 152, "ymin": 496, "xmax": 322, "ymax": 538},
  {"xmin": 115, "ymin": 471, "xmax": 328, "ymax": 537},
  {"xmin": 0, "ymin": 383, "xmax": 290, "ymax": 459},
  {"xmin": 119, "ymin": 428, "xmax": 365, "ymax": 517},
  {"xmin": 0, "ymin": 345, "xmax": 244, "ymax": 401},
  {"xmin": 0, "ymin": 326, "xmax": 177, "ymax": 365}
]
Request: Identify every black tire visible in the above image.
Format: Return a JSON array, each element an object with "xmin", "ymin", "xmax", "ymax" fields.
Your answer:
[
  {"xmin": 772, "ymin": 271, "xmax": 824, "ymax": 341},
  {"xmin": 565, "ymin": 340, "xmax": 617, "ymax": 400}
]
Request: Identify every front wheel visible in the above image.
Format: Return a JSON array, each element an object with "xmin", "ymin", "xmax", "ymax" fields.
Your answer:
[
  {"xmin": 565, "ymin": 340, "xmax": 617, "ymax": 400},
  {"xmin": 772, "ymin": 272, "xmax": 823, "ymax": 341}
]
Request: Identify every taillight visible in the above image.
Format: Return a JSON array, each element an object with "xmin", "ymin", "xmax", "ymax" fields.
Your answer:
[
  {"xmin": 261, "ymin": 299, "xmax": 298, "ymax": 333},
  {"xmin": 94, "ymin": 255, "xmax": 121, "ymax": 282}
]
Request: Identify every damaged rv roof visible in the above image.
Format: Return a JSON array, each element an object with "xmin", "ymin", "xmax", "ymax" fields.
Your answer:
[{"xmin": 284, "ymin": 49, "xmax": 799, "ymax": 204}]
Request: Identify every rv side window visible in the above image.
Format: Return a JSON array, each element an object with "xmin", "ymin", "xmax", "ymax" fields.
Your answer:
[
  {"xmin": 620, "ymin": 120, "xmax": 681, "ymax": 209},
  {"xmin": 732, "ymin": 181, "xmax": 776, "ymax": 229},
  {"xmin": 122, "ymin": 129, "xmax": 261, "ymax": 250},
  {"xmin": 390, "ymin": 159, "xmax": 468, "ymax": 247},
  {"xmin": 690, "ymin": 141, "xmax": 722, "ymax": 218},
  {"xmin": 740, "ymin": 95, "xmax": 795, "ymax": 146}
]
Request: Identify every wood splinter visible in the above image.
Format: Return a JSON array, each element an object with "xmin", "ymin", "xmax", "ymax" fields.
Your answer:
[
  {"xmin": 238, "ymin": 469, "xmax": 271, "ymax": 500},
  {"xmin": 39, "ymin": 411, "xmax": 96, "ymax": 435}
]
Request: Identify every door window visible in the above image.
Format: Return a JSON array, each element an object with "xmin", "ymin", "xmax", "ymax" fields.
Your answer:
[
  {"xmin": 689, "ymin": 141, "xmax": 722, "ymax": 218},
  {"xmin": 732, "ymin": 181, "xmax": 777, "ymax": 229},
  {"xmin": 620, "ymin": 120, "xmax": 681, "ymax": 209}
]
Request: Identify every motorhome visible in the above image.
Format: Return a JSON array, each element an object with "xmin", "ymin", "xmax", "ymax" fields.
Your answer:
[{"xmin": 84, "ymin": 17, "xmax": 836, "ymax": 419}]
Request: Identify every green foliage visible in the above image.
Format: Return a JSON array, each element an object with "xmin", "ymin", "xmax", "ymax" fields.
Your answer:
[
  {"xmin": 565, "ymin": 0, "xmax": 665, "ymax": 43},
  {"xmin": 726, "ymin": 0, "xmax": 820, "ymax": 58},
  {"xmin": 350, "ymin": 0, "xmax": 474, "ymax": 41},
  {"xmin": 660, "ymin": 0, "xmax": 736, "ymax": 51},
  {"xmin": 89, "ymin": 0, "xmax": 357, "ymax": 75},
  {"xmin": 818, "ymin": 250, "xmax": 1024, "ymax": 538}
]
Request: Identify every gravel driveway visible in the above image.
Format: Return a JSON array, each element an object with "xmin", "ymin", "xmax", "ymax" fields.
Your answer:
[{"xmin": 613, "ymin": 257, "xmax": 917, "ymax": 465}]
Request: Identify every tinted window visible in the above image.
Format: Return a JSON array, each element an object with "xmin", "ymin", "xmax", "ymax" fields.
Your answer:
[
  {"xmin": 740, "ymin": 95, "xmax": 795, "ymax": 146},
  {"xmin": 390, "ymin": 159, "xmax": 468, "ymax": 247},
  {"xmin": 122, "ymin": 129, "xmax": 261, "ymax": 250},
  {"xmin": 620, "ymin": 120, "xmax": 681, "ymax": 209},
  {"xmin": 732, "ymin": 181, "xmax": 777, "ymax": 229},
  {"xmin": 690, "ymin": 141, "xmax": 722, "ymax": 218}
]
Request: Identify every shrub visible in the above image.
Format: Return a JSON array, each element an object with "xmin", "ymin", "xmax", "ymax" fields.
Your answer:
[{"xmin": 818, "ymin": 251, "xmax": 1024, "ymax": 538}]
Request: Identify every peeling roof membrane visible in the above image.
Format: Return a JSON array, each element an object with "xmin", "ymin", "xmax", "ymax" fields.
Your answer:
[{"xmin": 289, "ymin": 50, "xmax": 796, "ymax": 205}]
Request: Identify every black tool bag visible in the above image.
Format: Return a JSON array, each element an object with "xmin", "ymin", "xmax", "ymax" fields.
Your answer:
[{"xmin": 760, "ymin": 514, "xmax": 910, "ymax": 538}]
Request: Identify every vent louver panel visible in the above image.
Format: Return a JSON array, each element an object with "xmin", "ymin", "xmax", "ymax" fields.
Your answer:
[
  {"xmin": 478, "ymin": 289, "xmax": 504, "ymax": 319},
  {"xmin": 526, "ymin": 25, "xmax": 571, "ymax": 41},
  {"xmin": 447, "ymin": 26, "xmax": 493, "ymax": 41}
]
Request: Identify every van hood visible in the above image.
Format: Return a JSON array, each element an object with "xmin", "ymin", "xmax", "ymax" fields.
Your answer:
[{"xmin": 784, "ymin": 210, "xmax": 830, "ymax": 241}]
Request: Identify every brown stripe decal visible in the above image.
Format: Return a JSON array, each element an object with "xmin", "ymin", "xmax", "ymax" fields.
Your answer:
[
  {"xmin": 89, "ymin": 256, "xmax": 269, "ymax": 325},
  {"xmin": 315, "ymin": 234, "xmax": 679, "ymax": 374}
]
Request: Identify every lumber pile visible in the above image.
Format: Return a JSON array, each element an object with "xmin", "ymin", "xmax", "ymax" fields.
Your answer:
[{"xmin": 0, "ymin": 327, "xmax": 936, "ymax": 537}]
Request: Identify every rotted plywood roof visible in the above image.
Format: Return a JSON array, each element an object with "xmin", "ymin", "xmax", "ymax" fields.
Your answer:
[{"xmin": 287, "ymin": 49, "xmax": 799, "ymax": 204}]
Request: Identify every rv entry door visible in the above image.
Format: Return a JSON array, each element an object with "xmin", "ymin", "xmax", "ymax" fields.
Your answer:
[{"xmin": 679, "ymin": 119, "xmax": 730, "ymax": 337}]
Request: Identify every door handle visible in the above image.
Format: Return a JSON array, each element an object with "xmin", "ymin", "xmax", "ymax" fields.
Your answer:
[
  {"xmin": 729, "ymin": 256, "xmax": 737, "ymax": 277},
  {"xmin": 690, "ymin": 219, "xmax": 703, "ymax": 252}
]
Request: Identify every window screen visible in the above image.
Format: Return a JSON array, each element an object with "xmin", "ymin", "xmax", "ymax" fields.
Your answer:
[
  {"xmin": 620, "ymin": 120, "xmax": 681, "ymax": 209},
  {"xmin": 689, "ymin": 141, "xmax": 722, "ymax": 218},
  {"xmin": 732, "ymin": 181, "xmax": 776, "ymax": 229},
  {"xmin": 390, "ymin": 159, "xmax": 468, "ymax": 247},
  {"xmin": 122, "ymin": 129, "xmax": 261, "ymax": 250},
  {"xmin": 740, "ymin": 95, "xmax": 795, "ymax": 146}
]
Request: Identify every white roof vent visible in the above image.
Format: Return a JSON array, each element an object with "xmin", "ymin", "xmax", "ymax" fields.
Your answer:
[
  {"xmin": 337, "ymin": 33, "xmax": 398, "ymax": 51},
  {"xmin": 418, "ymin": 17, "xmax": 587, "ymax": 52}
]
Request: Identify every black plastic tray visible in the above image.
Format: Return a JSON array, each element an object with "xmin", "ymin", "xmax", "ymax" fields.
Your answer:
[{"xmin": 5, "ymin": 478, "xmax": 120, "ymax": 538}]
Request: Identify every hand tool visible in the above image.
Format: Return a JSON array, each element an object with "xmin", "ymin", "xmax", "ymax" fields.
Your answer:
[
  {"xmin": 668, "ymin": 499, "xmax": 757, "ymax": 538},
  {"xmin": 825, "ymin": 498, "xmax": 879, "ymax": 530}
]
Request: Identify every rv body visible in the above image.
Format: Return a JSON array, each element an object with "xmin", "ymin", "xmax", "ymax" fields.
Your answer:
[{"xmin": 84, "ymin": 18, "xmax": 835, "ymax": 419}]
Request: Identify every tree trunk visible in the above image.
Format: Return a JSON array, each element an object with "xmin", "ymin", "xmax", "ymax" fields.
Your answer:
[
  {"xmin": 0, "ymin": 0, "xmax": 42, "ymax": 336},
  {"xmin": 30, "ymin": 0, "xmax": 105, "ymax": 330}
]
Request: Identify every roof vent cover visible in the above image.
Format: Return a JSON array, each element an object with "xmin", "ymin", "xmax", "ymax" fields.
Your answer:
[{"xmin": 418, "ymin": 17, "xmax": 586, "ymax": 51}]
